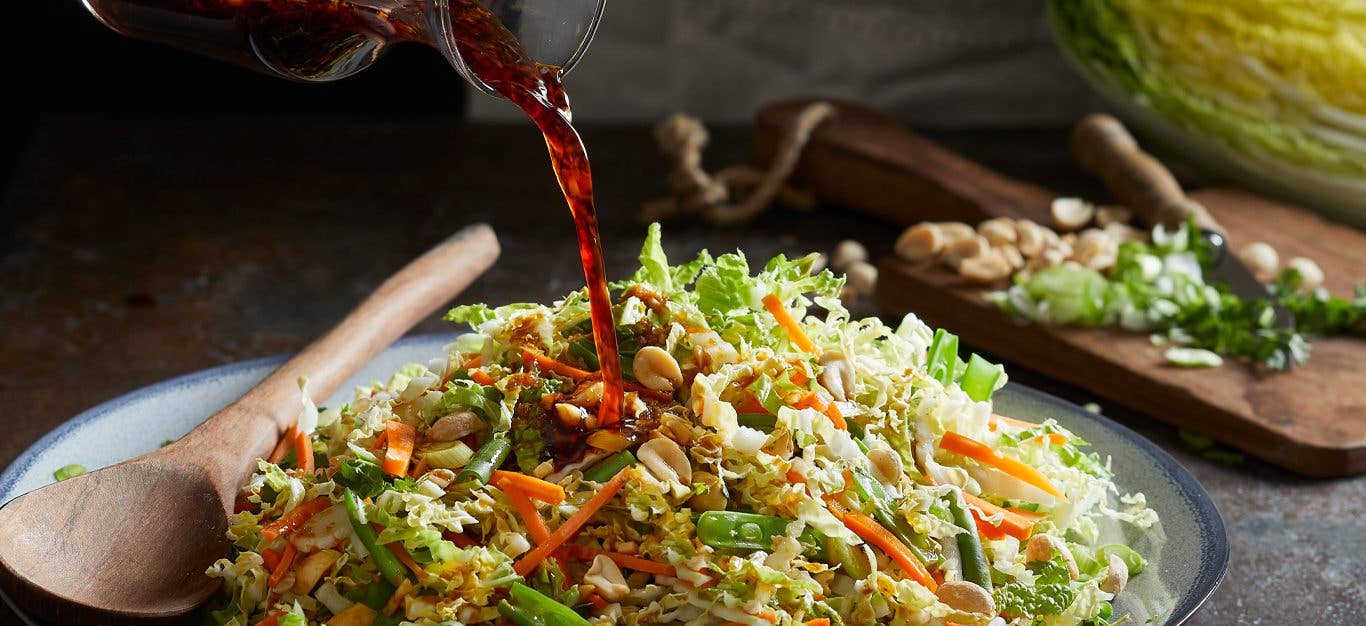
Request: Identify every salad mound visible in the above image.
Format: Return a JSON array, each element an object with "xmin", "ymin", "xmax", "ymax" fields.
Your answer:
[{"xmin": 208, "ymin": 225, "xmax": 1156, "ymax": 626}]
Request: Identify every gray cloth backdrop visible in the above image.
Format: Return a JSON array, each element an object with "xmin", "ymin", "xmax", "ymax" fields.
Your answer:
[{"xmin": 470, "ymin": 0, "xmax": 1105, "ymax": 126}]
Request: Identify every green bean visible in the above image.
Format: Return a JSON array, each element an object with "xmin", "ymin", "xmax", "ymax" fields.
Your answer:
[
  {"xmin": 341, "ymin": 487, "xmax": 409, "ymax": 587},
  {"xmin": 498, "ymin": 582, "xmax": 591, "ymax": 626},
  {"xmin": 457, "ymin": 435, "xmax": 512, "ymax": 485},
  {"xmin": 947, "ymin": 488, "xmax": 992, "ymax": 590},
  {"xmin": 53, "ymin": 464, "xmax": 86, "ymax": 481},
  {"xmin": 696, "ymin": 511, "xmax": 827, "ymax": 560},
  {"xmin": 582, "ymin": 450, "xmax": 636, "ymax": 483},
  {"xmin": 849, "ymin": 469, "xmax": 938, "ymax": 564},
  {"xmin": 737, "ymin": 413, "xmax": 777, "ymax": 431},
  {"xmin": 497, "ymin": 602, "xmax": 541, "ymax": 626},
  {"xmin": 825, "ymin": 534, "xmax": 870, "ymax": 579}
]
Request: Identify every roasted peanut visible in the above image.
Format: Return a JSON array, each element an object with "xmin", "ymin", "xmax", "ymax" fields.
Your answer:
[
  {"xmin": 690, "ymin": 330, "xmax": 739, "ymax": 372},
  {"xmin": 638, "ymin": 436, "xmax": 692, "ymax": 487},
  {"xmin": 895, "ymin": 223, "xmax": 944, "ymax": 262},
  {"xmin": 867, "ymin": 446, "xmax": 903, "ymax": 485},
  {"xmin": 1026, "ymin": 534, "xmax": 1079, "ymax": 580},
  {"xmin": 555, "ymin": 402, "xmax": 589, "ymax": 428},
  {"xmin": 1015, "ymin": 220, "xmax": 1048, "ymax": 257},
  {"xmin": 1286, "ymin": 256, "xmax": 1325, "ymax": 291},
  {"xmin": 995, "ymin": 245, "xmax": 1025, "ymax": 270},
  {"xmin": 845, "ymin": 261, "xmax": 878, "ymax": 296},
  {"xmin": 1238, "ymin": 242, "xmax": 1279, "ymax": 282},
  {"xmin": 632, "ymin": 346, "xmax": 683, "ymax": 391},
  {"xmin": 1051, "ymin": 197, "xmax": 1095, "ymax": 232},
  {"xmin": 831, "ymin": 239, "xmax": 868, "ymax": 270},
  {"xmin": 937, "ymin": 222, "xmax": 977, "ymax": 245},
  {"xmin": 425, "ymin": 410, "xmax": 484, "ymax": 442},
  {"xmin": 944, "ymin": 235, "xmax": 991, "ymax": 268},
  {"xmin": 1100, "ymin": 553, "xmax": 1129, "ymax": 594},
  {"xmin": 978, "ymin": 217, "xmax": 1017, "ymax": 247},
  {"xmin": 1073, "ymin": 229, "xmax": 1118, "ymax": 271},
  {"xmin": 936, "ymin": 580, "xmax": 996, "ymax": 615},
  {"xmin": 1094, "ymin": 205, "xmax": 1133, "ymax": 227},
  {"xmin": 585, "ymin": 555, "xmax": 630, "ymax": 602},
  {"xmin": 960, "ymin": 253, "xmax": 1013, "ymax": 285},
  {"xmin": 818, "ymin": 351, "xmax": 856, "ymax": 401}
]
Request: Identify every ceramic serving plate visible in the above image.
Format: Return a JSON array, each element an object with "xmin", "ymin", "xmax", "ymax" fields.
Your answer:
[{"xmin": 0, "ymin": 333, "xmax": 1228, "ymax": 625}]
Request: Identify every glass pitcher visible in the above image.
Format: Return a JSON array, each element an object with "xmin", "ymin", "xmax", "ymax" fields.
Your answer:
[{"xmin": 79, "ymin": 0, "xmax": 604, "ymax": 95}]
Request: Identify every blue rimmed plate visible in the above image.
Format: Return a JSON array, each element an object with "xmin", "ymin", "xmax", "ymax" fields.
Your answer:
[{"xmin": 0, "ymin": 333, "xmax": 1227, "ymax": 624}]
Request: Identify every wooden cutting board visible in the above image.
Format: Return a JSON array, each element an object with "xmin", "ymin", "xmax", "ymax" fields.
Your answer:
[{"xmin": 753, "ymin": 100, "xmax": 1366, "ymax": 477}]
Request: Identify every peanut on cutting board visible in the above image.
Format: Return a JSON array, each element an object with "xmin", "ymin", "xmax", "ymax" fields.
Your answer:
[{"xmin": 833, "ymin": 199, "xmax": 1326, "ymax": 301}]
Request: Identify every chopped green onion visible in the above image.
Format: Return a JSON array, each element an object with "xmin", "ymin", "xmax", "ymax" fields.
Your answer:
[
  {"xmin": 925, "ymin": 328, "xmax": 959, "ymax": 388},
  {"xmin": 960, "ymin": 353, "xmax": 1003, "ymax": 401},
  {"xmin": 53, "ymin": 464, "xmax": 86, "ymax": 481}
]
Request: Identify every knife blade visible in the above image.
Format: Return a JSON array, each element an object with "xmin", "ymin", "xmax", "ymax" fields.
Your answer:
[{"xmin": 1070, "ymin": 114, "xmax": 1297, "ymax": 366}]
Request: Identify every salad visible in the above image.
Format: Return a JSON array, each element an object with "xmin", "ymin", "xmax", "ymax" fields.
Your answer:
[{"xmin": 208, "ymin": 225, "xmax": 1156, "ymax": 626}]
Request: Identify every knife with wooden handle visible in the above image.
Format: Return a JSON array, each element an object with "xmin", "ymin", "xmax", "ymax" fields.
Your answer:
[
  {"xmin": 1070, "ymin": 114, "xmax": 1224, "ymax": 233},
  {"xmin": 1070, "ymin": 114, "xmax": 1296, "ymax": 363}
]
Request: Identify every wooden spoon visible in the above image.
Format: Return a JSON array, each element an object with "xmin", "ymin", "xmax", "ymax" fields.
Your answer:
[{"xmin": 0, "ymin": 224, "xmax": 500, "ymax": 624}]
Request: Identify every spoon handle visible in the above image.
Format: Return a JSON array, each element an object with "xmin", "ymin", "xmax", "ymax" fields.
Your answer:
[{"xmin": 176, "ymin": 224, "xmax": 500, "ymax": 506}]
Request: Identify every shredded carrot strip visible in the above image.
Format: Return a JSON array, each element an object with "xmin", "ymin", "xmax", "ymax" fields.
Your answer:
[
  {"xmin": 974, "ymin": 515, "xmax": 1009, "ymax": 541},
  {"xmin": 1031, "ymin": 433, "xmax": 1068, "ymax": 446},
  {"xmin": 260, "ymin": 497, "xmax": 331, "ymax": 540},
  {"xmin": 259, "ymin": 548, "xmax": 282, "ymax": 572},
  {"xmin": 586, "ymin": 593, "xmax": 609, "ymax": 611},
  {"xmin": 789, "ymin": 369, "xmax": 811, "ymax": 387},
  {"xmin": 804, "ymin": 620, "xmax": 832, "ymax": 626},
  {"xmin": 464, "ymin": 354, "xmax": 484, "ymax": 368},
  {"xmin": 503, "ymin": 485, "xmax": 552, "ymax": 544},
  {"xmin": 514, "ymin": 467, "xmax": 630, "ymax": 576},
  {"xmin": 381, "ymin": 420, "xmax": 417, "ymax": 477},
  {"xmin": 961, "ymin": 492, "xmax": 1045, "ymax": 541},
  {"xmin": 294, "ymin": 430, "xmax": 314, "ymax": 473},
  {"xmin": 939, "ymin": 432, "xmax": 1066, "ymax": 501},
  {"xmin": 563, "ymin": 545, "xmax": 677, "ymax": 577},
  {"xmin": 762, "ymin": 293, "xmax": 821, "ymax": 355},
  {"xmin": 989, "ymin": 413, "xmax": 1039, "ymax": 431},
  {"xmin": 267, "ymin": 542, "xmax": 297, "ymax": 588},
  {"xmin": 751, "ymin": 609, "xmax": 778, "ymax": 623},
  {"xmin": 470, "ymin": 369, "xmax": 496, "ymax": 386},
  {"xmin": 387, "ymin": 542, "xmax": 426, "ymax": 579},
  {"xmin": 792, "ymin": 392, "xmax": 847, "ymax": 430},
  {"xmin": 268, "ymin": 425, "xmax": 297, "ymax": 464},
  {"xmin": 503, "ymin": 485, "xmax": 577, "ymax": 581},
  {"xmin": 785, "ymin": 469, "xmax": 807, "ymax": 485},
  {"xmin": 372, "ymin": 428, "xmax": 388, "ymax": 452},
  {"xmin": 829, "ymin": 501, "xmax": 937, "ymax": 592},
  {"xmin": 491, "ymin": 470, "xmax": 566, "ymax": 505},
  {"xmin": 522, "ymin": 347, "xmax": 594, "ymax": 380}
]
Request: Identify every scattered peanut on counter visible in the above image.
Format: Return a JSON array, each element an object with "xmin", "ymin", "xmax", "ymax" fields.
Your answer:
[{"xmin": 831, "ymin": 239, "xmax": 877, "ymax": 303}]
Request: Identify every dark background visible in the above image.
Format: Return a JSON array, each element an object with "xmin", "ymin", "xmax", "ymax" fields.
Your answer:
[{"xmin": 5, "ymin": 0, "xmax": 470, "ymax": 190}]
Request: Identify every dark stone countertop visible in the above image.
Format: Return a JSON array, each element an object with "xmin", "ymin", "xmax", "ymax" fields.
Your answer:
[{"xmin": 2, "ymin": 116, "xmax": 1361, "ymax": 624}]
